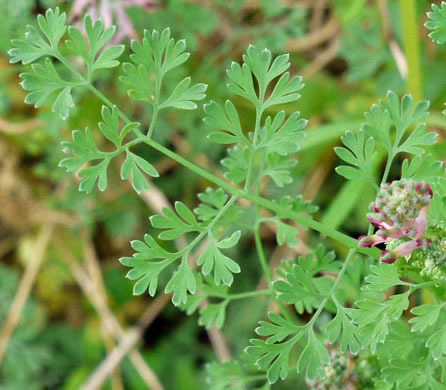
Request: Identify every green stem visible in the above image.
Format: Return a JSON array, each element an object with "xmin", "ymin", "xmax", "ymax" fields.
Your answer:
[
  {"xmin": 227, "ymin": 289, "xmax": 272, "ymax": 301},
  {"xmin": 254, "ymin": 228, "xmax": 274, "ymax": 287},
  {"xmin": 147, "ymin": 105, "xmax": 159, "ymax": 138},
  {"xmin": 177, "ymin": 195, "xmax": 238, "ymax": 256},
  {"xmin": 400, "ymin": 0, "xmax": 422, "ymax": 100},
  {"xmin": 144, "ymin": 137, "xmax": 379, "ymax": 257},
  {"xmin": 308, "ymin": 248, "xmax": 357, "ymax": 328},
  {"xmin": 58, "ymin": 55, "xmax": 380, "ymax": 259},
  {"xmin": 244, "ymin": 101, "xmax": 264, "ymax": 191}
]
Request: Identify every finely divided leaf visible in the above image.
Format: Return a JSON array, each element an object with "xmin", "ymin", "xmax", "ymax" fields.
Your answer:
[
  {"xmin": 66, "ymin": 15, "xmax": 124, "ymax": 78},
  {"xmin": 246, "ymin": 312, "xmax": 302, "ymax": 383},
  {"xmin": 297, "ymin": 329, "xmax": 331, "ymax": 382},
  {"xmin": 204, "ymin": 100, "xmax": 250, "ymax": 146},
  {"xmin": 165, "ymin": 254, "xmax": 197, "ymax": 306},
  {"xmin": 199, "ymin": 301, "xmax": 228, "ymax": 329},
  {"xmin": 258, "ymin": 111, "xmax": 307, "ymax": 156},
  {"xmin": 20, "ymin": 58, "xmax": 75, "ymax": 120},
  {"xmin": 426, "ymin": 3, "xmax": 446, "ymax": 44},
  {"xmin": 160, "ymin": 77, "xmax": 207, "ymax": 110},
  {"xmin": 9, "ymin": 8, "xmax": 67, "ymax": 64},
  {"xmin": 198, "ymin": 231, "xmax": 241, "ymax": 286},
  {"xmin": 150, "ymin": 201, "xmax": 202, "ymax": 240},
  {"xmin": 335, "ymin": 130, "xmax": 376, "ymax": 185},
  {"xmin": 409, "ymin": 304, "xmax": 442, "ymax": 333},
  {"xmin": 121, "ymin": 151, "xmax": 159, "ymax": 194}
]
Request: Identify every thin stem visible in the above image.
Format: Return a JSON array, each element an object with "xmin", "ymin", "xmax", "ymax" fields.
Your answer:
[
  {"xmin": 254, "ymin": 228, "xmax": 274, "ymax": 286},
  {"xmin": 58, "ymin": 55, "xmax": 380, "ymax": 259},
  {"xmin": 227, "ymin": 289, "xmax": 272, "ymax": 301},
  {"xmin": 399, "ymin": 0, "xmax": 423, "ymax": 100},
  {"xmin": 177, "ymin": 195, "xmax": 238, "ymax": 256},
  {"xmin": 308, "ymin": 248, "xmax": 357, "ymax": 328},
  {"xmin": 147, "ymin": 105, "xmax": 159, "ymax": 138},
  {"xmin": 244, "ymin": 101, "xmax": 264, "ymax": 191},
  {"xmin": 254, "ymin": 216, "xmax": 299, "ymax": 324}
]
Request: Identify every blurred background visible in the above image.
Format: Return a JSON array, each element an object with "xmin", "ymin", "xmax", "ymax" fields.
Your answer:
[{"xmin": 0, "ymin": 0, "xmax": 445, "ymax": 389}]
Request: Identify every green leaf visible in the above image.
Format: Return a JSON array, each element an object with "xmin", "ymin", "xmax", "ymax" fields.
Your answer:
[
  {"xmin": 426, "ymin": 3, "xmax": 446, "ymax": 44},
  {"xmin": 150, "ymin": 201, "xmax": 202, "ymax": 240},
  {"xmin": 274, "ymin": 245, "xmax": 341, "ymax": 314},
  {"xmin": 119, "ymin": 234, "xmax": 175, "ymax": 296},
  {"xmin": 402, "ymin": 154, "xmax": 444, "ymax": 181},
  {"xmin": 206, "ymin": 362, "xmax": 245, "ymax": 390},
  {"xmin": 121, "ymin": 258, "xmax": 171, "ymax": 296},
  {"xmin": 263, "ymin": 153, "xmax": 296, "ymax": 188},
  {"xmin": 351, "ymin": 291, "xmax": 410, "ymax": 353},
  {"xmin": 204, "ymin": 100, "xmax": 250, "ymax": 146},
  {"xmin": 98, "ymin": 105, "xmax": 140, "ymax": 147},
  {"xmin": 66, "ymin": 15, "xmax": 124, "ymax": 78},
  {"xmin": 246, "ymin": 312, "xmax": 302, "ymax": 383},
  {"xmin": 60, "ymin": 127, "xmax": 114, "ymax": 192},
  {"xmin": 9, "ymin": 7, "xmax": 67, "ymax": 64},
  {"xmin": 263, "ymin": 72, "xmax": 304, "ymax": 109},
  {"xmin": 326, "ymin": 304, "xmax": 361, "ymax": 355},
  {"xmin": 121, "ymin": 150, "xmax": 159, "ymax": 194},
  {"xmin": 20, "ymin": 58, "xmax": 75, "ymax": 119},
  {"xmin": 165, "ymin": 254, "xmax": 197, "ymax": 306},
  {"xmin": 426, "ymin": 325, "xmax": 446, "ymax": 360},
  {"xmin": 255, "ymin": 312, "xmax": 300, "ymax": 344},
  {"xmin": 409, "ymin": 304, "xmax": 442, "ymax": 333},
  {"xmin": 199, "ymin": 301, "xmax": 228, "ymax": 329},
  {"xmin": 221, "ymin": 145, "xmax": 251, "ymax": 184},
  {"xmin": 397, "ymin": 122, "xmax": 437, "ymax": 155},
  {"xmin": 274, "ymin": 263, "xmax": 333, "ymax": 314},
  {"xmin": 120, "ymin": 62, "xmax": 154, "ymax": 102},
  {"xmin": 159, "ymin": 77, "xmax": 207, "ymax": 110},
  {"xmin": 258, "ymin": 111, "xmax": 307, "ymax": 156},
  {"xmin": 274, "ymin": 195, "xmax": 318, "ymax": 220},
  {"xmin": 195, "ymin": 188, "xmax": 229, "ymax": 222},
  {"xmin": 297, "ymin": 328, "xmax": 331, "ymax": 382},
  {"xmin": 198, "ymin": 232, "xmax": 241, "ymax": 286},
  {"xmin": 120, "ymin": 28, "xmax": 190, "ymax": 103},
  {"xmin": 78, "ymin": 158, "xmax": 110, "ymax": 193},
  {"xmin": 275, "ymin": 220, "xmax": 299, "ymax": 247},
  {"xmin": 362, "ymin": 263, "xmax": 403, "ymax": 292},
  {"xmin": 335, "ymin": 130, "xmax": 376, "ymax": 185}
]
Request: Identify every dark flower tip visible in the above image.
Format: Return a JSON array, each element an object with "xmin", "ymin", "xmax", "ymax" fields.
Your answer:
[
  {"xmin": 358, "ymin": 235, "xmax": 374, "ymax": 248},
  {"xmin": 381, "ymin": 251, "xmax": 396, "ymax": 264}
]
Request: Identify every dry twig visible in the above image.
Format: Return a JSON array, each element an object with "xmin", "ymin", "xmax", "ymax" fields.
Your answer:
[{"xmin": 0, "ymin": 224, "xmax": 54, "ymax": 364}]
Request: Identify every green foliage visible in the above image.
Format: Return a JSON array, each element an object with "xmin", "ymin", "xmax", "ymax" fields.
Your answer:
[
  {"xmin": 66, "ymin": 15, "xmax": 124, "ymax": 79},
  {"xmin": 9, "ymin": 7, "xmax": 66, "ymax": 64},
  {"xmin": 274, "ymin": 245, "xmax": 341, "ymax": 314},
  {"xmin": 335, "ymin": 130, "xmax": 376, "ymax": 185},
  {"xmin": 20, "ymin": 59, "xmax": 76, "ymax": 120},
  {"xmin": 246, "ymin": 312, "xmax": 303, "ymax": 383},
  {"xmin": 325, "ymin": 300, "xmax": 361, "ymax": 354},
  {"xmin": 198, "ymin": 231, "xmax": 241, "ymax": 286},
  {"xmin": 426, "ymin": 2, "xmax": 446, "ymax": 44},
  {"xmin": 120, "ymin": 234, "xmax": 176, "ymax": 296},
  {"xmin": 7, "ymin": 4, "xmax": 446, "ymax": 390},
  {"xmin": 120, "ymin": 27, "xmax": 206, "ymax": 111},
  {"xmin": 204, "ymin": 100, "xmax": 250, "ymax": 146}
]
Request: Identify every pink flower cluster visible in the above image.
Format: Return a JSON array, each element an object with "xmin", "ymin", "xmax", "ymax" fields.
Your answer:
[{"xmin": 359, "ymin": 179, "xmax": 433, "ymax": 263}]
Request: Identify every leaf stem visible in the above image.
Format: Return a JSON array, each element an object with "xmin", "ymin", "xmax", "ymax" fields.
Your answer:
[
  {"xmin": 57, "ymin": 55, "xmax": 379, "ymax": 258},
  {"xmin": 227, "ymin": 289, "xmax": 272, "ymax": 301},
  {"xmin": 308, "ymin": 248, "xmax": 357, "ymax": 328},
  {"xmin": 177, "ymin": 195, "xmax": 238, "ymax": 256}
]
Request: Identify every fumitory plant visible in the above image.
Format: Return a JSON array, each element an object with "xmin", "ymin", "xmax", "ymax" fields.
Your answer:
[{"xmin": 8, "ymin": 2, "xmax": 446, "ymax": 389}]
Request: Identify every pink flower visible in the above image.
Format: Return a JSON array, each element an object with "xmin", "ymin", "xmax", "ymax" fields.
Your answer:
[
  {"xmin": 359, "ymin": 180, "xmax": 433, "ymax": 263},
  {"xmin": 71, "ymin": 0, "xmax": 158, "ymax": 43}
]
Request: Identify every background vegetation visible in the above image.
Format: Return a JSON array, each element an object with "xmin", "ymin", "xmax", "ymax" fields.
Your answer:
[{"xmin": 1, "ymin": 0, "xmax": 445, "ymax": 389}]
